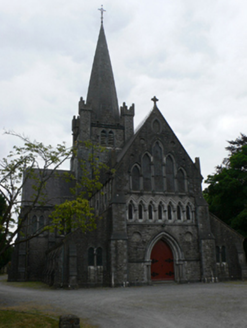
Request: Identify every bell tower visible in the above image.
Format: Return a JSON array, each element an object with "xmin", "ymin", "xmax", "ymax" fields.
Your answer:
[{"xmin": 71, "ymin": 8, "xmax": 134, "ymax": 175}]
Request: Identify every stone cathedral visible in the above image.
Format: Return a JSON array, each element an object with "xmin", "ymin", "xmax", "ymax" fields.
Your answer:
[{"xmin": 9, "ymin": 19, "xmax": 247, "ymax": 287}]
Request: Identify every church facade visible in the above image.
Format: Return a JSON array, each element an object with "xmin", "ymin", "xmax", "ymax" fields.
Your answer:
[{"xmin": 9, "ymin": 22, "xmax": 247, "ymax": 287}]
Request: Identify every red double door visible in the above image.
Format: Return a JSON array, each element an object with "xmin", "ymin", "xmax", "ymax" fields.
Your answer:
[{"xmin": 151, "ymin": 240, "xmax": 174, "ymax": 281}]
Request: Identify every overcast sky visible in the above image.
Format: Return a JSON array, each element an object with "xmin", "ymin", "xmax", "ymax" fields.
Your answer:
[{"xmin": 1, "ymin": 0, "xmax": 247, "ymax": 188}]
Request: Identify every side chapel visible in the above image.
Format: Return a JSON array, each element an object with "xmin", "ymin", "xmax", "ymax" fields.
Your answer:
[{"xmin": 9, "ymin": 15, "xmax": 247, "ymax": 287}]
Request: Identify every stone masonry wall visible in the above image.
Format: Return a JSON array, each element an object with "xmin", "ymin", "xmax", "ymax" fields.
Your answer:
[{"xmin": 210, "ymin": 213, "xmax": 247, "ymax": 280}]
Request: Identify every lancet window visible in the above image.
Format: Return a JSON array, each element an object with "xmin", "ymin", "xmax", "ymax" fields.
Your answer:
[
  {"xmin": 153, "ymin": 142, "xmax": 163, "ymax": 191},
  {"xmin": 108, "ymin": 131, "xmax": 114, "ymax": 146},
  {"xmin": 166, "ymin": 156, "xmax": 175, "ymax": 192},
  {"xmin": 186, "ymin": 205, "xmax": 191, "ymax": 220},
  {"xmin": 100, "ymin": 130, "xmax": 107, "ymax": 146},
  {"xmin": 168, "ymin": 204, "xmax": 172, "ymax": 220},
  {"xmin": 158, "ymin": 203, "xmax": 163, "ymax": 220},
  {"xmin": 216, "ymin": 246, "xmax": 227, "ymax": 263},
  {"xmin": 177, "ymin": 205, "xmax": 182, "ymax": 220},
  {"xmin": 132, "ymin": 165, "xmax": 140, "ymax": 190},
  {"xmin": 177, "ymin": 169, "xmax": 186, "ymax": 192},
  {"xmin": 142, "ymin": 154, "xmax": 152, "ymax": 191},
  {"xmin": 148, "ymin": 203, "xmax": 153, "ymax": 220},
  {"xmin": 128, "ymin": 202, "xmax": 134, "ymax": 220},
  {"xmin": 138, "ymin": 203, "xmax": 143, "ymax": 220},
  {"xmin": 88, "ymin": 247, "xmax": 103, "ymax": 266}
]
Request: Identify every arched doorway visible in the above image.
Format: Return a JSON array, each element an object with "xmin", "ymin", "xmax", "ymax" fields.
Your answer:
[{"xmin": 151, "ymin": 240, "xmax": 174, "ymax": 281}]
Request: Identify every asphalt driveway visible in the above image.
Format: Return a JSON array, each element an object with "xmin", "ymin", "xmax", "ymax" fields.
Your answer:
[{"xmin": 0, "ymin": 276, "xmax": 246, "ymax": 328}]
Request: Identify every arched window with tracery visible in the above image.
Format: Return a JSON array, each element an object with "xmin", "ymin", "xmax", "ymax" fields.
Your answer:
[
  {"xmin": 177, "ymin": 169, "xmax": 186, "ymax": 192},
  {"xmin": 153, "ymin": 142, "xmax": 163, "ymax": 191},
  {"xmin": 108, "ymin": 131, "xmax": 114, "ymax": 147},
  {"xmin": 138, "ymin": 203, "xmax": 143, "ymax": 220},
  {"xmin": 142, "ymin": 154, "xmax": 152, "ymax": 191},
  {"xmin": 132, "ymin": 166, "xmax": 140, "ymax": 190},
  {"xmin": 166, "ymin": 156, "xmax": 175, "ymax": 192},
  {"xmin": 101, "ymin": 130, "xmax": 107, "ymax": 146}
]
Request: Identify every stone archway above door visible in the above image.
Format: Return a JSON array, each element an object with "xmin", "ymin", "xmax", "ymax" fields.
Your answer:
[{"xmin": 145, "ymin": 232, "xmax": 185, "ymax": 283}]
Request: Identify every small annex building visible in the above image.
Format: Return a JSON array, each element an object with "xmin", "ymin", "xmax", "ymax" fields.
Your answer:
[{"xmin": 9, "ymin": 19, "xmax": 247, "ymax": 287}]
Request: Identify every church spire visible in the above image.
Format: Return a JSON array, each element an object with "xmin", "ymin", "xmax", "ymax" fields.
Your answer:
[{"xmin": 86, "ymin": 14, "xmax": 119, "ymax": 123}]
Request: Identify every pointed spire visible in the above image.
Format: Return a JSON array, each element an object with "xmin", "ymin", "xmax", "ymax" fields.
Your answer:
[{"xmin": 86, "ymin": 23, "xmax": 119, "ymax": 123}]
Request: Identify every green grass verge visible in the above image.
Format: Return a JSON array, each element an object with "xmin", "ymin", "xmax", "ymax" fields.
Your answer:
[
  {"xmin": 0, "ymin": 310, "xmax": 97, "ymax": 328},
  {"xmin": 1, "ymin": 278, "xmax": 51, "ymax": 290},
  {"xmin": 0, "ymin": 310, "xmax": 58, "ymax": 328}
]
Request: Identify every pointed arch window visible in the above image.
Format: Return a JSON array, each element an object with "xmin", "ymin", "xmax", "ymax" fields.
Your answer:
[
  {"xmin": 128, "ymin": 202, "xmax": 134, "ymax": 220},
  {"xmin": 177, "ymin": 169, "xmax": 186, "ymax": 192},
  {"xmin": 148, "ymin": 204, "xmax": 153, "ymax": 220},
  {"xmin": 153, "ymin": 142, "xmax": 163, "ymax": 191},
  {"xmin": 101, "ymin": 130, "xmax": 107, "ymax": 146},
  {"xmin": 186, "ymin": 205, "xmax": 191, "ymax": 220},
  {"xmin": 166, "ymin": 156, "xmax": 175, "ymax": 192},
  {"xmin": 108, "ymin": 131, "xmax": 114, "ymax": 147},
  {"xmin": 158, "ymin": 203, "xmax": 163, "ymax": 220},
  {"xmin": 138, "ymin": 203, "xmax": 143, "ymax": 220},
  {"xmin": 132, "ymin": 166, "xmax": 140, "ymax": 190},
  {"xmin": 177, "ymin": 205, "xmax": 182, "ymax": 220},
  {"xmin": 142, "ymin": 154, "xmax": 152, "ymax": 191},
  {"xmin": 168, "ymin": 204, "xmax": 172, "ymax": 220}
]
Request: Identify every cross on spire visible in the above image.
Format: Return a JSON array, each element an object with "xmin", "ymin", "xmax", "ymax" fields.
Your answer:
[
  {"xmin": 151, "ymin": 96, "xmax": 159, "ymax": 107},
  {"xmin": 98, "ymin": 5, "xmax": 106, "ymax": 25}
]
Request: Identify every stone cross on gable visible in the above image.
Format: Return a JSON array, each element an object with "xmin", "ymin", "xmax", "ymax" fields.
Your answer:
[
  {"xmin": 151, "ymin": 96, "xmax": 159, "ymax": 107},
  {"xmin": 98, "ymin": 5, "xmax": 106, "ymax": 25}
]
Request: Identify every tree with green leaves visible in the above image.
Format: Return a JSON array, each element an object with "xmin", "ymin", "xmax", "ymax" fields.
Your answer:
[
  {"xmin": 0, "ymin": 194, "xmax": 12, "ymax": 269},
  {"xmin": 50, "ymin": 140, "xmax": 110, "ymax": 235},
  {"xmin": 0, "ymin": 133, "xmax": 108, "ymax": 258},
  {"xmin": 203, "ymin": 133, "xmax": 247, "ymax": 237}
]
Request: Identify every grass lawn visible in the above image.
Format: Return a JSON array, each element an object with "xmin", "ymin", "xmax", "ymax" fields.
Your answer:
[
  {"xmin": 0, "ymin": 309, "xmax": 97, "ymax": 328},
  {"xmin": 0, "ymin": 276, "xmax": 51, "ymax": 290},
  {"xmin": 0, "ymin": 310, "xmax": 58, "ymax": 328},
  {"xmin": 0, "ymin": 276, "xmax": 97, "ymax": 327}
]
